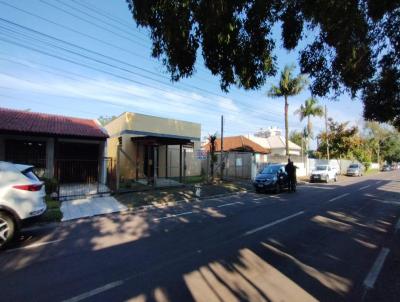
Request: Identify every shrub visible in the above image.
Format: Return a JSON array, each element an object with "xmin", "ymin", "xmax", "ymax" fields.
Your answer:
[
  {"xmin": 363, "ymin": 162, "xmax": 371, "ymax": 171},
  {"xmin": 41, "ymin": 177, "xmax": 59, "ymax": 194}
]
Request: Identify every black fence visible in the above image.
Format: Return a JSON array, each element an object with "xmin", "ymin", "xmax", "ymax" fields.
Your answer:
[{"xmin": 55, "ymin": 158, "xmax": 115, "ymax": 200}]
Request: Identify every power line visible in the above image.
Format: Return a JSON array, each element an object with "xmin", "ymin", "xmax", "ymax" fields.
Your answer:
[
  {"xmin": 0, "ymin": 24, "xmax": 287, "ymax": 124},
  {"xmin": 0, "ymin": 1, "xmax": 150, "ymax": 60},
  {"xmin": 71, "ymin": 0, "xmax": 146, "ymax": 33},
  {"xmin": 0, "ymin": 1, "xmax": 232, "ymax": 88},
  {"xmin": 39, "ymin": 0, "xmax": 149, "ymax": 48},
  {"xmin": 0, "ymin": 9, "xmax": 305, "ymax": 130},
  {"xmin": 66, "ymin": 0, "xmax": 225, "ymax": 82},
  {"xmin": 53, "ymin": 0, "xmax": 149, "ymax": 44},
  {"xmin": 0, "ymin": 18, "xmax": 241, "ymax": 100}
]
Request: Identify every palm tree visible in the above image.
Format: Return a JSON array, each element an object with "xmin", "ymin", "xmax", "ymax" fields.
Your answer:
[
  {"xmin": 268, "ymin": 65, "xmax": 307, "ymax": 156},
  {"xmin": 295, "ymin": 97, "xmax": 324, "ymax": 151}
]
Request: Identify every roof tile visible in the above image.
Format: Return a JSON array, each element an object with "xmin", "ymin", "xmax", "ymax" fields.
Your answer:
[
  {"xmin": 204, "ymin": 136, "xmax": 269, "ymax": 153},
  {"xmin": 0, "ymin": 107, "xmax": 108, "ymax": 139}
]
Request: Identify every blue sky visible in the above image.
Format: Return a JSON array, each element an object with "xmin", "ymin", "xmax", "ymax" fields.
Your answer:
[{"xmin": 0, "ymin": 0, "xmax": 363, "ymax": 145}]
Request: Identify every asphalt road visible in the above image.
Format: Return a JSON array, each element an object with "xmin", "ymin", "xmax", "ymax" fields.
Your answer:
[{"xmin": 1, "ymin": 171, "xmax": 399, "ymax": 302}]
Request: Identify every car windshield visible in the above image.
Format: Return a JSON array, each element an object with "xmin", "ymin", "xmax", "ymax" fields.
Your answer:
[
  {"xmin": 261, "ymin": 165, "xmax": 281, "ymax": 174},
  {"xmin": 315, "ymin": 166, "xmax": 327, "ymax": 171},
  {"xmin": 349, "ymin": 164, "xmax": 359, "ymax": 168}
]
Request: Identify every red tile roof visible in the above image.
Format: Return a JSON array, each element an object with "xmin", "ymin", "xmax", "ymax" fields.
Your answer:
[
  {"xmin": 0, "ymin": 107, "xmax": 108, "ymax": 139},
  {"xmin": 204, "ymin": 136, "xmax": 269, "ymax": 154}
]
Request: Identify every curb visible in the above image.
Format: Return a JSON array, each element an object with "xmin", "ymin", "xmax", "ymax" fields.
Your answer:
[
  {"xmin": 23, "ymin": 190, "xmax": 250, "ymax": 232},
  {"xmin": 124, "ymin": 190, "xmax": 249, "ymax": 214}
]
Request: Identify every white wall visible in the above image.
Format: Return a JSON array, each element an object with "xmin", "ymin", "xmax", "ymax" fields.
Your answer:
[{"xmin": 370, "ymin": 163, "xmax": 380, "ymax": 170}]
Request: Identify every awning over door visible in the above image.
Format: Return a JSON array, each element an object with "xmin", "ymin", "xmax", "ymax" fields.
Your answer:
[{"xmin": 130, "ymin": 135, "xmax": 194, "ymax": 147}]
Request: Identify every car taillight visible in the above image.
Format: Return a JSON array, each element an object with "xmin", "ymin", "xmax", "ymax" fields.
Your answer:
[{"xmin": 12, "ymin": 184, "xmax": 43, "ymax": 191}]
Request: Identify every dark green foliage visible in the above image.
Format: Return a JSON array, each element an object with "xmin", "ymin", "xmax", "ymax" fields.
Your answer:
[
  {"xmin": 317, "ymin": 118, "xmax": 360, "ymax": 159},
  {"xmin": 289, "ymin": 130, "xmax": 303, "ymax": 148},
  {"xmin": 41, "ymin": 177, "xmax": 58, "ymax": 195},
  {"xmin": 127, "ymin": 0, "xmax": 400, "ymax": 128},
  {"xmin": 381, "ymin": 132, "xmax": 400, "ymax": 163}
]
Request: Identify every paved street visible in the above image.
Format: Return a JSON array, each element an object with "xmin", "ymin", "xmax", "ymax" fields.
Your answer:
[{"xmin": 1, "ymin": 171, "xmax": 400, "ymax": 302}]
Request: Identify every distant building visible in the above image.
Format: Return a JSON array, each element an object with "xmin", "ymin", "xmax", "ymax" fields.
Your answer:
[
  {"xmin": 248, "ymin": 127, "xmax": 302, "ymax": 156},
  {"xmin": 203, "ymin": 135, "xmax": 269, "ymax": 154},
  {"xmin": 254, "ymin": 126, "xmax": 282, "ymax": 138}
]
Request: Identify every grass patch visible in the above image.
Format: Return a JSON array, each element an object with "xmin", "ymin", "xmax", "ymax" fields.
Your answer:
[
  {"xmin": 39, "ymin": 196, "xmax": 63, "ymax": 223},
  {"xmin": 169, "ymin": 175, "xmax": 205, "ymax": 184},
  {"xmin": 365, "ymin": 169, "xmax": 379, "ymax": 175}
]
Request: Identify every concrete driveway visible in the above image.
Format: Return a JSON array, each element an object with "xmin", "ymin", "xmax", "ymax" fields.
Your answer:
[{"xmin": 60, "ymin": 196, "xmax": 127, "ymax": 221}]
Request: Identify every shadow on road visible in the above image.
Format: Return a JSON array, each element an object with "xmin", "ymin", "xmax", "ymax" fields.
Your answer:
[{"xmin": 1, "ymin": 173, "xmax": 399, "ymax": 302}]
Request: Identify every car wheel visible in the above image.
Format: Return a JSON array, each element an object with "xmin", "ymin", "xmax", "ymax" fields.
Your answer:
[
  {"xmin": 274, "ymin": 183, "xmax": 281, "ymax": 194},
  {"xmin": 0, "ymin": 212, "xmax": 15, "ymax": 249}
]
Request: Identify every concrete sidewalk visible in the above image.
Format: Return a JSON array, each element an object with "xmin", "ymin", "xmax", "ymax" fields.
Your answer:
[{"xmin": 60, "ymin": 196, "xmax": 128, "ymax": 221}]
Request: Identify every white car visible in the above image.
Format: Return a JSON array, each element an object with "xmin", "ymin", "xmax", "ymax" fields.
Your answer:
[
  {"xmin": 310, "ymin": 165, "xmax": 338, "ymax": 183},
  {"xmin": 0, "ymin": 162, "xmax": 47, "ymax": 248},
  {"xmin": 346, "ymin": 163, "xmax": 364, "ymax": 176}
]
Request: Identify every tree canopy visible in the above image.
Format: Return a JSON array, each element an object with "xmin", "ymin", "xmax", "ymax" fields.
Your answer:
[
  {"xmin": 127, "ymin": 0, "xmax": 400, "ymax": 129},
  {"xmin": 97, "ymin": 115, "xmax": 117, "ymax": 126},
  {"xmin": 289, "ymin": 130, "xmax": 303, "ymax": 148},
  {"xmin": 294, "ymin": 97, "xmax": 324, "ymax": 150},
  {"xmin": 317, "ymin": 119, "xmax": 360, "ymax": 160}
]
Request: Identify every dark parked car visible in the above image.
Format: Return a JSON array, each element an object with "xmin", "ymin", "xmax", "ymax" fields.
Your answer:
[
  {"xmin": 253, "ymin": 164, "xmax": 289, "ymax": 193},
  {"xmin": 382, "ymin": 165, "xmax": 392, "ymax": 172}
]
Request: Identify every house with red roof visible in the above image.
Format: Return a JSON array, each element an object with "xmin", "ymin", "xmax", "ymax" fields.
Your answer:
[{"xmin": 0, "ymin": 107, "xmax": 109, "ymax": 198}]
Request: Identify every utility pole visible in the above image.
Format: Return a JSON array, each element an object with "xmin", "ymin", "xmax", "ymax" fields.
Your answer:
[
  {"xmin": 220, "ymin": 115, "xmax": 224, "ymax": 180},
  {"xmin": 325, "ymin": 105, "xmax": 330, "ymax": 161}
]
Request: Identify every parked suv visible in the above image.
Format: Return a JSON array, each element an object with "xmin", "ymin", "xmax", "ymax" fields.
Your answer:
[
  {"xmin": 310, "ymin": 165, "xmax": 338, "ymax": 183},
  {"xmin": 0, "ymin": 162, "xmax": 47, "ymax": 248},
  {"xmin": 346, "ymin": 163, "xmax": 364, "ymax": 177}
]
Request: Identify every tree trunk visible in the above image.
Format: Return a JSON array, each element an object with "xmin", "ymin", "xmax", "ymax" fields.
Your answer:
[
  {"xmin": 284, "ymin": 96, "xmax": 289, "ymax": 156},
  {"xmin": 307, "ymin": 115, "xmax": 311, "ymax": 151}
]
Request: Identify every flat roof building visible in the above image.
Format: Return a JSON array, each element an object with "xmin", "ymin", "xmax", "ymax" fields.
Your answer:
[{"xmin": 105, "ymin": 112, "xmax": 201, "ymax": 188}]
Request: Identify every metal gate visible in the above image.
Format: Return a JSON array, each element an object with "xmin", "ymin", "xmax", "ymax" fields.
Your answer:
[{"xmin": 55, "ymin": 158, "xmax": 114, "ymax": 200}]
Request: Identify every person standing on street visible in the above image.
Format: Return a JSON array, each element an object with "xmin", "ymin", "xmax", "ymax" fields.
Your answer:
[{"xmin": 285, "ymin": 158, "xmax": 296, "ymax": 192}]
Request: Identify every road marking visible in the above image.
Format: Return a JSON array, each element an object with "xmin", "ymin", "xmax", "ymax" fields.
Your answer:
[
  {"xmin": 217, "ymin": 202, "xmax": 241, "ymax": 208},
  {"xmin": 359, "ymin": 185, "xmax": 371, "ymax": 191},
  {"xmin": 363, "ymin": 247, "xmax": 390, "ymax": 289},
  {"xmin": 328, "ymin": 193, "xmax": 350, "ymax": 202},
  {"xmin": 153, "ymin": 211, "xmax": 193, "ymax": 221},
  {"xmin": 242, "ymin": 211, "xmax": 305, "ymax": 237},
  {"xmin": 62, "ymin": 280, "xmax": 124, "ymax": 302},
  {"xmin": 6, "ymin": 239, "xmax": 63, "ymax": 252},
  {"xmin": 376, "ymin": 181, "xmax": 382, "ymax": 185}
]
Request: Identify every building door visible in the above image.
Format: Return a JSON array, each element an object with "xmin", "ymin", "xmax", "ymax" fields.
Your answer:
[{"xmin": 144, "ymin": 145, "xmax": 154, "ymax": 178}]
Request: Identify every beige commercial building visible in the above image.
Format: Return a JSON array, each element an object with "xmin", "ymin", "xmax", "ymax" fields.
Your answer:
[{"xmin": 105, "ymin": 112, "xmax": 201, "ymax": 187}]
